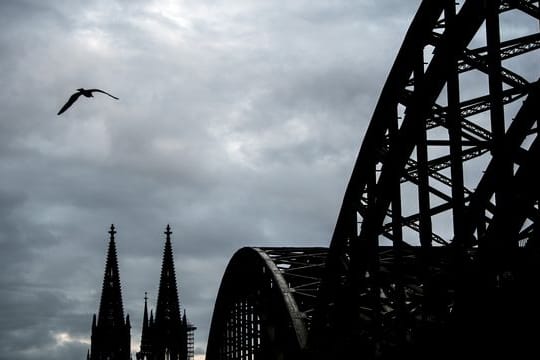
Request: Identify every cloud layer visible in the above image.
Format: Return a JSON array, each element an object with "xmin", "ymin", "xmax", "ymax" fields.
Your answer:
[{"xmin": 0, "ymin": 1, "xmax": 420, "ymax": 358}]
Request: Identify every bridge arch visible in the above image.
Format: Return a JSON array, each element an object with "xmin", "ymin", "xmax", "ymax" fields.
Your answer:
[
  {"xmin": 206, "ymin": 247, "xmax": 327, "ymax": 360},
  {"xmin": 206, "ymin": 1, "xmax": 540, "ymax": 358},
  {"xmin": 309, "ymin": 0, "xmax": 540, "ymax": 358}
]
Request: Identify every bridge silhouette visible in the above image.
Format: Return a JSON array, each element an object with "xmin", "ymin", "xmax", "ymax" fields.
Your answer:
[{"xmin": 206, "ymin": 1, "xmax": 540, "ymax": 358}]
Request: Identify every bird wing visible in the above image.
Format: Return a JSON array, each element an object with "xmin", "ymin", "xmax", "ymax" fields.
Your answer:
[
  {"xmin": 89, "ymin": 89, "xmax": 119, "ymax": 100},
  {"xmin": 57, "ymin": 92, "xmax": 82, "ymax": 115}
]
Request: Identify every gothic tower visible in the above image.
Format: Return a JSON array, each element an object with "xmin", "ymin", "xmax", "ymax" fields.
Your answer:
[
  {"xmin": 136, "ymin": 225, "xmax": 196, "ymax": 360},
  {"xmin": 88, "ymin": 225, "xmax": 131, "ymax": 360},
  {"xmin": 136, "ymin": 292, "xmax": 153, "ymax": 360}
]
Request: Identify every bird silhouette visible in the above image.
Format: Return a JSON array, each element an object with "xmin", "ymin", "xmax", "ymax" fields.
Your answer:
[{"xmin": 57, "ymin": 88, "xmax": 119, "ymax": 115}]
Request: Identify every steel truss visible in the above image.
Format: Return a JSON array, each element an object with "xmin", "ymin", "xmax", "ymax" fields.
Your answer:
[
  {"xmin": 206, "ymin": 247, "xmax": 327, "ymax": 360},
  {"xmin": 207, "ymin": 0, "xmax": 540, "ymax": 358},
  {"xmin": 311, "ymin": 0, "xmax": 540, "ymax": 358}
]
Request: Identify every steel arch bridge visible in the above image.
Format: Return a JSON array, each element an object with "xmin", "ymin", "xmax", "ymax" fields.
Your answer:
[
  {"xmin": 207, "ymin": 0, "xmax": 540, "ymax": 358},
  {"xmin": 206, "ymin": 248, "xmax": 328, "ymax": 359}
]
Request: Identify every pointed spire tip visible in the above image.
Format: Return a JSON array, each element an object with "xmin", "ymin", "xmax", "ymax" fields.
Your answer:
[
  {"xmin": 164, "ymin": 224, "xmax": 172, "ymax": 238},
  {"xmin": 108, "ymin": 224, "xmax": 117, "ymax": 239}
]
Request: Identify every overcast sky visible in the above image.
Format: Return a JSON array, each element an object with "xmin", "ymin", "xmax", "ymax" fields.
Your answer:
[{"xmin": 0, "ymin": 1, "xmax": 421, "ymax": 359}]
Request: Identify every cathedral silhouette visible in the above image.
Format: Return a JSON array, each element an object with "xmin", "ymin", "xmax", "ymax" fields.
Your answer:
[{"xmin": 86, "ymin": 224, "xmax": 196, "ymax": 360}]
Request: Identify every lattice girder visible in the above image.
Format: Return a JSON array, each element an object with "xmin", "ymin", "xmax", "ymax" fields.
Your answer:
[
  {"xmin": 206, "ymin": 247, "xmax": 327, "ymax": 360},
  {"xmin": 310, "ymin": 0, "xmax": 540, "ymax": 358}
]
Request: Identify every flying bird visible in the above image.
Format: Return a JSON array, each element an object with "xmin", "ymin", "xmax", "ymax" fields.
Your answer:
[{"xmin": 57, "ymin": 88, "xmax": 119, "ymax": 115}]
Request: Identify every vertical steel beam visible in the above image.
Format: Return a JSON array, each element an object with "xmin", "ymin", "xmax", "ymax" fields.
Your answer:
[
  {"xmin": 445, "ymin": 0, "xmax": 467, "ymax": 247},
  {"xmin": 415, "ymin": 47, "xmax": 432, "ymax": 248},
  {"xmin": 389, "ymin": 102, "xmax": 407, "ymax": 344},
  {"xmin": 233, "ymin": 304, "xmax": 238, "ymax": 359},
  {"xmin": 390, "ymin": 104, "xmax": 404, "ymax": 246},
  {"xmin": 364, "ymin": 165, "xmax": 378, "ymax": 258},
  {"xmin": 365, "ymin": 167, "xmax": 381, "ymax": 327},
  {"xmin": 486, "ymin": 0, "xmax": 513, "ymax": 255}
]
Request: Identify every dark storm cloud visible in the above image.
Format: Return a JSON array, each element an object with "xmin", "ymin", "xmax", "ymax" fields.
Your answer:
[{"xmin": 0, "ymin": 1, "xmax": 422, "ymax": 358}]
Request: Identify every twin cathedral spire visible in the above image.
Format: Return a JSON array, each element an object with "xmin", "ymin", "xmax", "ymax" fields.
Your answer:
[{"xmin": 87, "ymin": 225, "xmax": 195, "ymax": 360}]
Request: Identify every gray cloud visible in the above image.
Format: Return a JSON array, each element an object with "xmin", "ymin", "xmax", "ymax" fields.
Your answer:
[{"xmin": 0, "ymin": 1, "xmax": 423, "ymax": 358}]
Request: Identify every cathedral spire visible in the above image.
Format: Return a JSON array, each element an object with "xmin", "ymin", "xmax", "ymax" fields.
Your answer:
[
  {"xmin": 153, "ymin": 224, "xmax": 187, "ymax": 359},
  {"xmin": 97, "ymin": 224, "xmax": 126, "ymax": 327},
  {"xmin": 89, "ymin": 224, "xmax": 130, "ymax": 360},
  {"xmin": 136, "ymin": 225, "xmax": 195, "ymax": 360},
  {"xmin": 137, "ymin": 292, "xmax": 153, "ymax": 360},
  {"xmin": 155, "ymin": 224, "xmax": 182, "ymax": 327},
  {"xmin": 143, "ymin": 292, "xmax": 149, "ymax": 329}
]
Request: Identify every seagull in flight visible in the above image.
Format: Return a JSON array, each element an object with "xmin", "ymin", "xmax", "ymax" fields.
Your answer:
[{"xmin": 57, "ymin": 88, "xmax": 119, "ymax": 115}]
